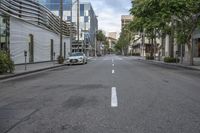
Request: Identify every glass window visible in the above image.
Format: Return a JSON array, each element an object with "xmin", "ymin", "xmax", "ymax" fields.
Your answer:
[
  {"xmin": 84, "ymin": 16, "xmax": 88, "ymax": 22},
  {"xmin": 0, "ymin": 16, "xmax": 9, "ymax": 51},
  {"xmin": 39, "ymin": 0, "xmax": 72, "ymax": 11},
  {"xmin": 67, "ymin": 16, "xmax": 72, "ymax": 22},
  {"xmin": 80, "ymin": 4, "xmax": 84, "ymax": 16}
]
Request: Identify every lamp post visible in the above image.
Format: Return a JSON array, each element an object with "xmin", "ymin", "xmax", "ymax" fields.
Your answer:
[
  {"xmin": 59, "ymin": 0, "xmax": 63, "ymax": 57},
  {"xmin": 69, "ymin": 0, "xmax": 79, "ymax": 53},
  {"xmin": 95, "ymin": 28, "xmax": 97, "ymax": 57},
  {"xmin": 77, "ymin": 0, "xmax": 80, "ymax": 52}
]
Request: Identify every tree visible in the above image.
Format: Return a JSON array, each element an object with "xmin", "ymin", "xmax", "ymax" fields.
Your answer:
[
  {"xmin": 96, "ymin": 30, "xmax": 106, "ymax": 42},
  {"xmin": 96, "ymin": 30, "xmax": 108, "ymax": 54},
  {"xmin": 115, "ymin": 26, "xmax": 131, "ymax": 55},
  {"xmin": 130, "ymin": 0, "xmax": 200, "ymax": 65}
]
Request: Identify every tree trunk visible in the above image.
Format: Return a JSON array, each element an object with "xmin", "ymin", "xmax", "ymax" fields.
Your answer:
[
  {"xmin": 150, "ymin": 38, "xmax": 154, "ymax": 57},
  {"xmin": 187, "ymin": 37, "xmax": 194, "ymax": 65},
  {"xmin": 154, "ymin": 36, "xmax": 157, "ymax": 60}
]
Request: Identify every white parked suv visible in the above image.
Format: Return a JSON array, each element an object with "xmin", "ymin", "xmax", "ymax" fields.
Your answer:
[{"xmin": 66, "ymin": 52, "xmax": 87, "ymax": 65}]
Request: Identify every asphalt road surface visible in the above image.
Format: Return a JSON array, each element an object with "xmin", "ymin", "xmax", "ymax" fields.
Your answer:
[{"xmin": 0, "ymin": 55, "xmax": 200, "ymax": 133}]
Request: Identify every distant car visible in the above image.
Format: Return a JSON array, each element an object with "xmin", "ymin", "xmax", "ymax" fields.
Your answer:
[{"xmin": 66, "ymin": 52, "xmax": 87, "ymax": 65}]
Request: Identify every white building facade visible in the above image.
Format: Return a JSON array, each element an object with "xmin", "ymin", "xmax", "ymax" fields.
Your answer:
[{"xmin": 0, "ymin": 0, "xmax": 71, "ymax": 64}]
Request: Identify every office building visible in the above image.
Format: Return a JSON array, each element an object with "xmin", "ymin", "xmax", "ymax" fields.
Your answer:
[
  {"xmin": 121, "ymin": 15, "xmax": 133, "ymax": 29},
  {"xmin": 39, "ymin": 0, "xmax": 98, "ymax": 56}
]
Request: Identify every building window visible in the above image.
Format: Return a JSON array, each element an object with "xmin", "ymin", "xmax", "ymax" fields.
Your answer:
[
  {"xmin": 80, "ymin": 4, "xmax": 84, "ymax": 16},
  {"xmin": 42, "ymin": 0, "xmax": 72, "ymax": 11},
  {"xmin": 67, "ymin": 16, "xmax": 72, "ymax": 22},
  {"xmin": 0, "ymin": 15, "xmax": 9, "ymax": 51},
  {"xmin": 29, "ymin": 34, "xmax": 34, "ymax": 63},
  {"xmin": 84, "ymin": 16, "xmax": 88, "ymax": 22}
]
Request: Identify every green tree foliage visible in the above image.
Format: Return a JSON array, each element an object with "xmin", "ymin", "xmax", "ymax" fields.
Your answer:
[
  {"xmin": 96, "ymin": 30, "xmax": 109, "ymax": 53},
  {"xmin": 0, "ymin": 51, "xmax": 15, "ymax": 74},
  {"xmin": 115, "ymin": 26, "xmax": 131, "ymax": 55},
  {"xmin": 96, "ymin": 30, "xmax": 106, "ymax": 42},
  {"xmin": 130, "ymin": 0, "xmax": 200, "ymax": 65}
]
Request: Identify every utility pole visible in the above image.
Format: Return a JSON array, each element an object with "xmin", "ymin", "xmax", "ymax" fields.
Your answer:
[
  {"xmin": 95, "ymin": 29, "xmax": 97, "ymax": 57},
  {"xmin": 70, "ymin": 1, "xmax": 73, "ymax": 53},
  {"xmin": 60, "ymin": 0, "xmax": 63, "ymax": 56},
  {"xmin": 77, "ymin": 0, "xmax": 80, "ymax": 52}
]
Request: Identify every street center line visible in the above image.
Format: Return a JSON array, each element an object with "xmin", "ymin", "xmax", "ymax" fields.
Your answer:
[
  {"xmin": 112, "ymin": 69, "xmax": 115, "ymax": 74},
  {"xmin": 112, "ymin": 59, "xmax": 114, "ymax": 63},
  {"xmin": 111, "ymin": 87, "xmax": 118, "ymax": 107},
  {"xmin": 112, "ymin": 64, "xmax": 114, "ymax": 67}
]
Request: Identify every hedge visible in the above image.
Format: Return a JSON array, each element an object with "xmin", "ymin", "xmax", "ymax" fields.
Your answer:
[
  {"xmin": 164, "ymin": 57, "xmax": 180, "ymax": 63},
  {"xmin": 146, "ymin": 56, "xmax": 154, "ymax": 60}
]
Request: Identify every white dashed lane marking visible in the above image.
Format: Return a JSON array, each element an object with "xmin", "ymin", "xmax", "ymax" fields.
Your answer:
[
  {"xmin": 111, "ymin": 87, "xmax": 118, "ymax": 107},
  {"xmin": 112, "ymin": 70, "xmax": 115, "ymax": 74}
]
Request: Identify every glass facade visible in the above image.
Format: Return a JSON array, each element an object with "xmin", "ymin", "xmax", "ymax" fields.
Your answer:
[
  {"xmin": 80, "ymin": 4, "xmax": 84, "ymax": 16},
  {"xmin": 39, "ymin": 0, "xmax": 72, "ymax": 11},
  {"xmin": 0, "ymin": 15, "xmax": 9, "ymax": 51}
]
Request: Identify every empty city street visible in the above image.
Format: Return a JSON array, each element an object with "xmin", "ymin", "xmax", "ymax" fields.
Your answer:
[{"xmin": 0, "ymin": 55, "xmax": 200, "ymax": 133}]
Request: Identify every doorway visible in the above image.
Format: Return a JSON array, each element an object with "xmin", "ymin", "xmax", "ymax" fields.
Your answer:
[
  {"xmin": 29, "ymin": 34, "xmax": 34, "ymax": 63},
  {"xmin": 198, "ymin": 38, "xmax": 200, "ymax": 57},
  {"xmin": 64, "ymin": 42, "xmax": 66, "ymax": 59},
  {"xmin": 50, "ymin": 39, "xmax": 54, "ymax": 61}
]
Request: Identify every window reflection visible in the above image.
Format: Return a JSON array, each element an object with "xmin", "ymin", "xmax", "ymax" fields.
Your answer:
[{"xmin": 0, "ymin": 15, "xmax": 9, "ymax": 51}]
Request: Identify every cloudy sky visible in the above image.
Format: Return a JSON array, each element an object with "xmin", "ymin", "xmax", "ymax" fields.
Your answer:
[{"xmin": 90, "ymin": 0, "xmax": 132, "ymax": 35}]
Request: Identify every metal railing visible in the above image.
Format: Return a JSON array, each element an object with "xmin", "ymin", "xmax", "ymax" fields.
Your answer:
[{"xmin": 0, "ymin": 0, "xmax": 76, "ymax": 36}]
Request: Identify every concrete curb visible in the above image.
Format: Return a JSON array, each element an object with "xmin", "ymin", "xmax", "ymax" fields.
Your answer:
[
  {"xmin": 137, "ymin": 59, "xmax": 200, "ymax": 71},
  {"xmin": 0, "ymin": 57, "xmax": 94, "ymax": 80},
  {"xmin": 0, "ymin": 64, "xmax": 66, "ymax": 80}
]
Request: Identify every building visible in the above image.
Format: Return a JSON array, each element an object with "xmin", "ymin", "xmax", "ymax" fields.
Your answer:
[
  {"xmin": 108, "ymin": 32, "xmax": 117, "ymax": 40},
  {"xmin": 0, "ymin": 0, "xmax": 72, "ymax": 64},
  {"xmin": 107, "ymin": 37, "xmax": 117, "ymax": 50},
  {"xmin": 121, "ymin": 15, "xmax": 133, "ymax": 29},
  {"xmin": 130, "ymin": 29, "xmax": 200, "ymax": 65},
  {"xmin": 39, "ymin": 0, "xmax": 98, "ymax": 56}
]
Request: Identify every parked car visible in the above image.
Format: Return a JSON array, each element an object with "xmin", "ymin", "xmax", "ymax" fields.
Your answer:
[{"xmin": 66, "ymin": 52, "xmax": 87, "ymax": 65}]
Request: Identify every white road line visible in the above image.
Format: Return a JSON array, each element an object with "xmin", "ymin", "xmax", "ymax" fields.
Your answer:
[
  {"xmin": 111, "ymin": 87, "xmax": 118, "ymax": 107},
  {"xmin": 112, "ymin": 64, "xmax": 115, "ymax": 67},
  {"xmin": 112, "ymin": 69, "xmax": 115, "ymax": 74},
  {"xmin": 112, "ymin": 59, "xmax": 114, "ymax": 63}
]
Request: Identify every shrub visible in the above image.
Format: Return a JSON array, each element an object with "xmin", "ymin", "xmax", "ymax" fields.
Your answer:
[
  {"xmin": 0, "ymin": 51, "xmax": 15, "ymax": 74},
  {"xmin": 146, "ymin": 56, "xmax": 154, "ymax": 60},
  {"xmin": 128, "ymin": 53, "xmax": 141, "ymax": 56},
  {"xmin": 132, "ymin": 53, "xmax": 141, "ymax": 56},
  {"xmin": 164, "ymin": 57, "xmax": 180, "ymax": 63},
  {"xmin": 57, "ymin": 56, "xmax": 64, "ymax": 64}
]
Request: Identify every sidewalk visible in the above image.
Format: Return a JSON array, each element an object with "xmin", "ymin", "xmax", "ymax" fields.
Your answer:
[
  {"xmin": 0, "ymin": 57, "xmax": 94, "ymax": 80},
  {"xmin": 137, "ymin": 58, "xmax": 200, "ymax": 71},
  {"xmin": 0, "ymin": 61, "xmax": 65, "ymax": 80}
]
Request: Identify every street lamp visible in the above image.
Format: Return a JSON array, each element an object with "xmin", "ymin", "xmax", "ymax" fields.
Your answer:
[
  {"xmin": 69, "ymin": 0, "xmax": 78, "ymax": 53},
  {"xmin": 60, "ymin": 0, "xmax": 63, "ymax": 57},
  {"xmin": 69, "ymin": 0, "xmax": 79, "ymax": 53}
]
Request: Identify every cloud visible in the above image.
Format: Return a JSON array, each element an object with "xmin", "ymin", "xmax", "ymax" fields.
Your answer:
[{"xmin": 90, "ymin": 0, "xmax": 132, "ymax": 36}]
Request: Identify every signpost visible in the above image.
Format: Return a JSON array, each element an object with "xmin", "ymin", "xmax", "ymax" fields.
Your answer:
[{"xmin": 24, "ymin": 50, "xmax": 27, "ymax": 70}]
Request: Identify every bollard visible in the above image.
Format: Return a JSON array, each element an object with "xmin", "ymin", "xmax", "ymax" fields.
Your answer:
[{"xmin": 53, "ymin": 52, "xmax": 56, "ymax": 65}]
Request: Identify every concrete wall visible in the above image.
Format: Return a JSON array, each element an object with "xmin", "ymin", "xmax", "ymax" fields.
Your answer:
[{"xmin": 9, "ymin": 17, "xmax": 70, "ymax": 64}]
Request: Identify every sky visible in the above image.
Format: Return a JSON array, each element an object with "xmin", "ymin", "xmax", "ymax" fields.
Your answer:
[{"xmin": 90, "ymin": 0, "xmax": 132, "ymax": 36}]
